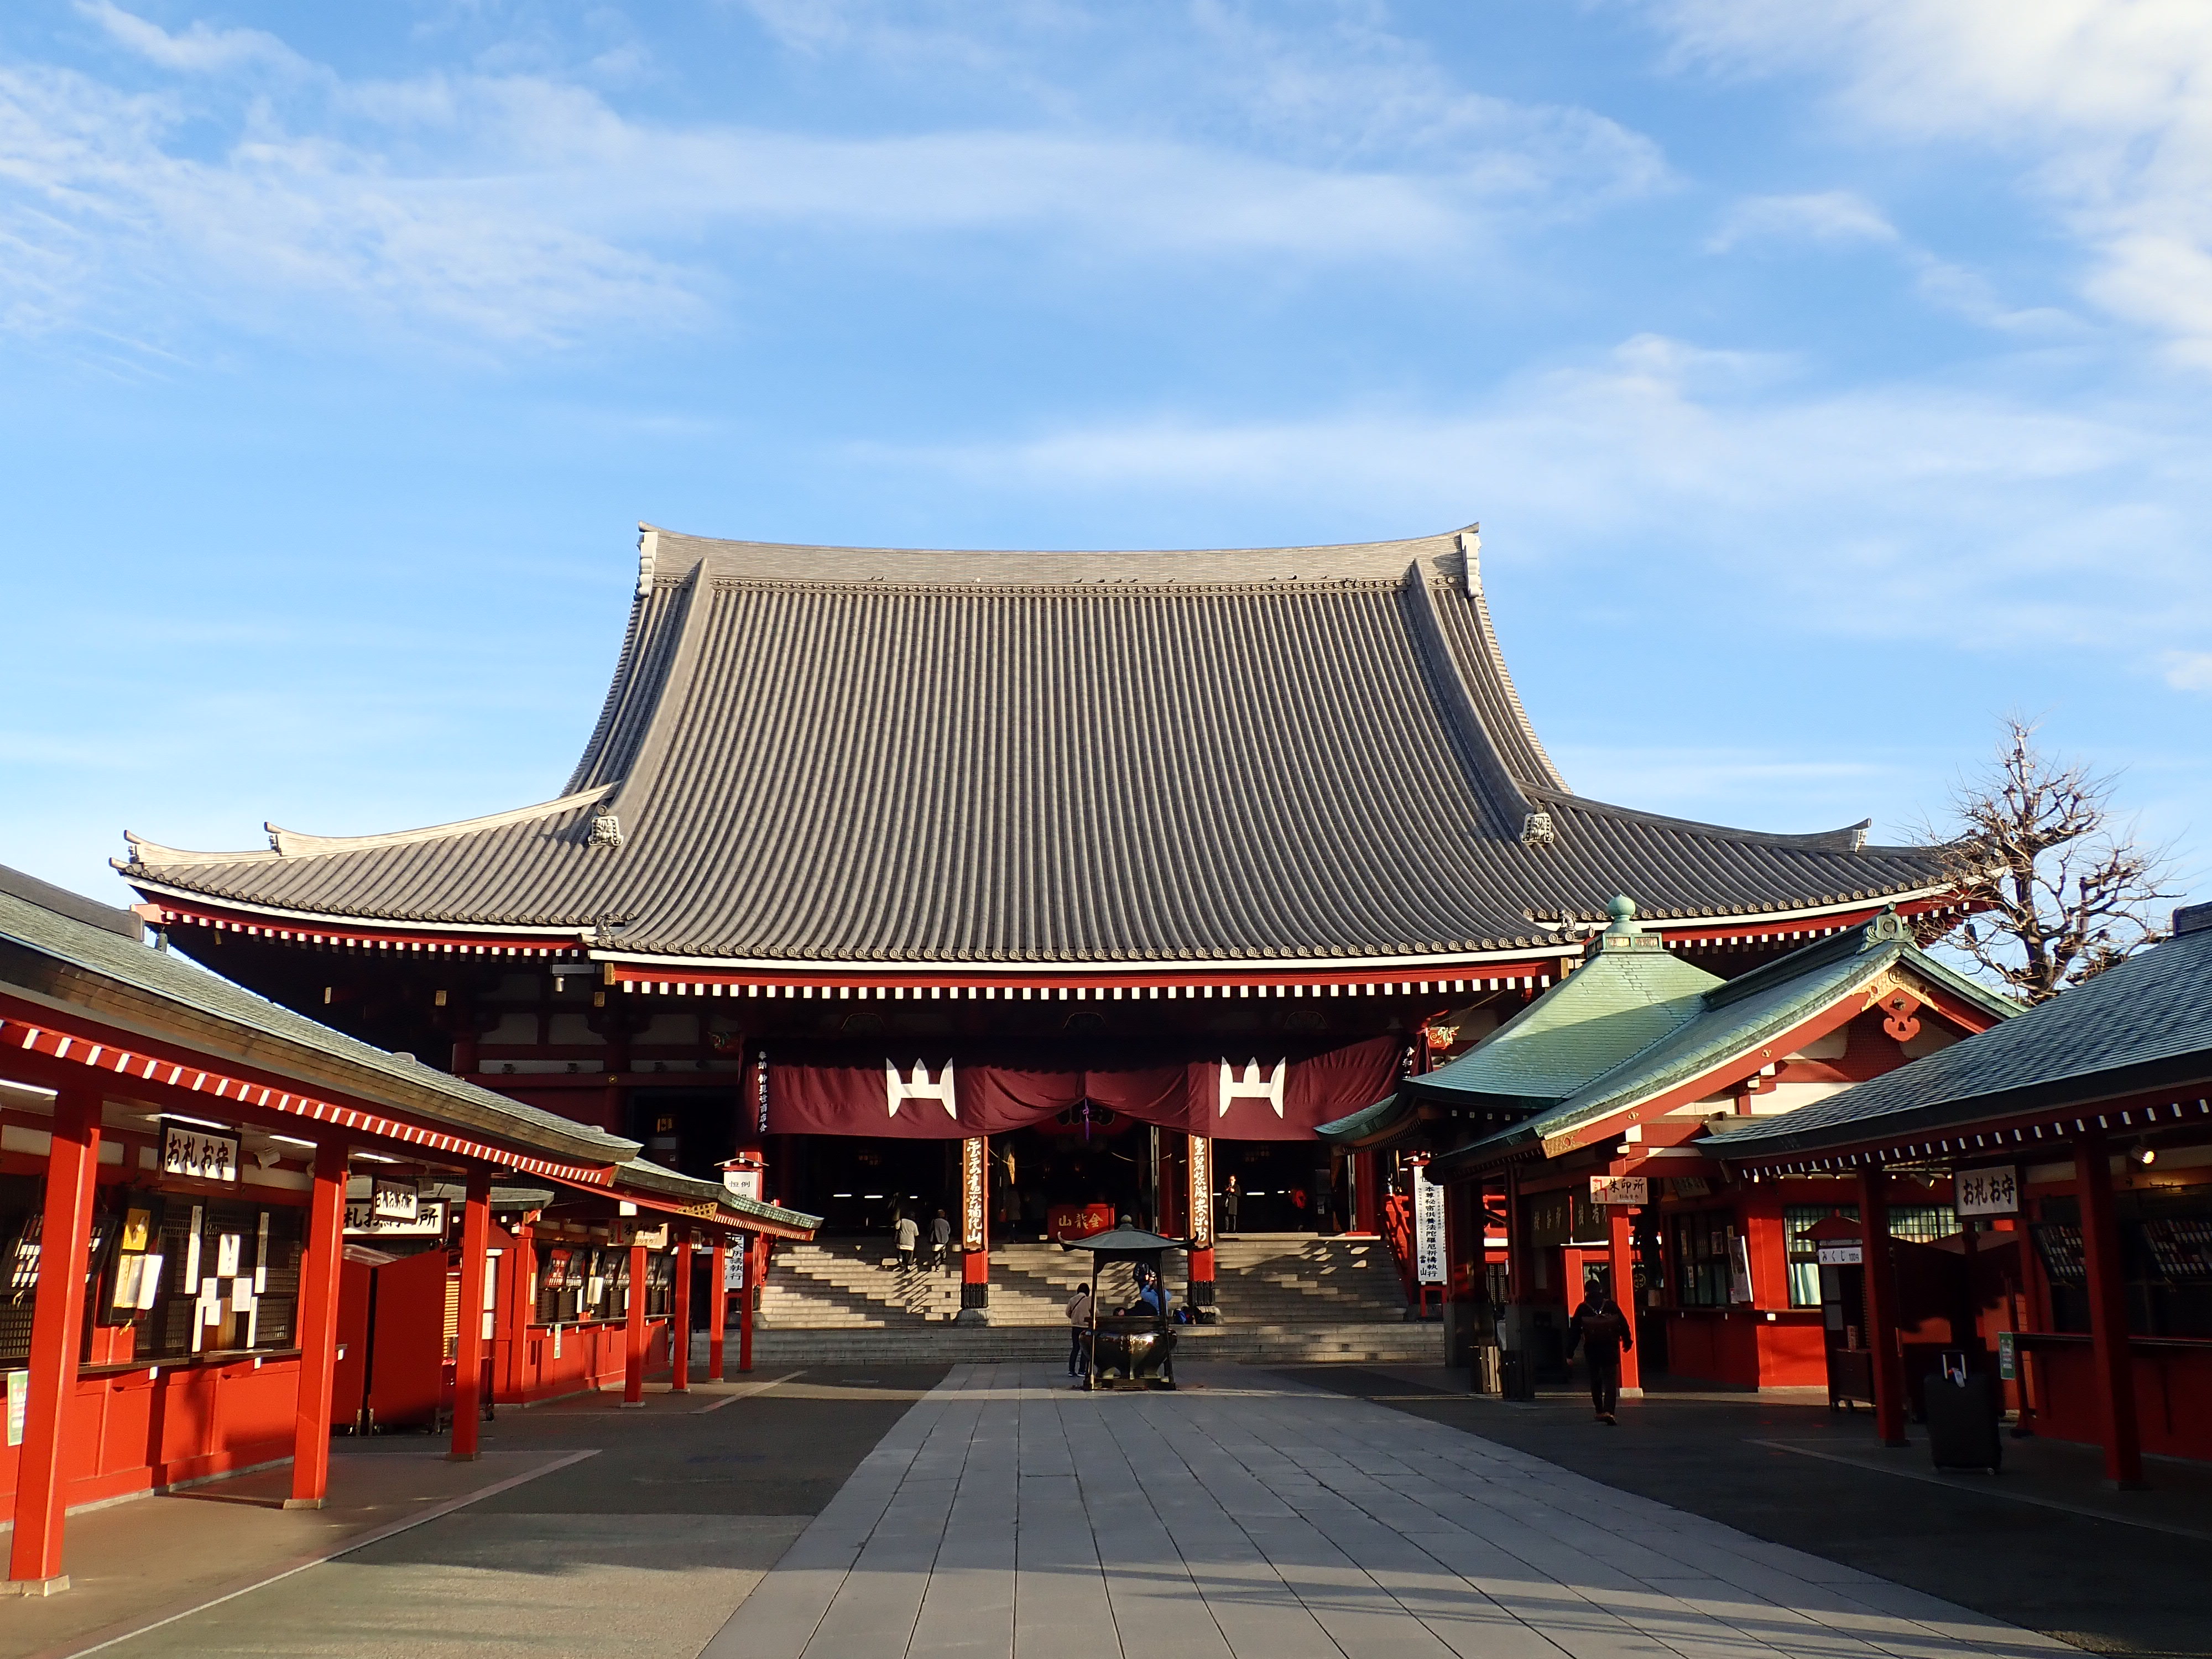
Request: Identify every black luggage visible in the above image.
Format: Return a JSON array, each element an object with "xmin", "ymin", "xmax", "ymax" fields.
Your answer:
[{"xmin": 1924, "ymin": 1370, "xmax": 2002, "ymax": 1472}]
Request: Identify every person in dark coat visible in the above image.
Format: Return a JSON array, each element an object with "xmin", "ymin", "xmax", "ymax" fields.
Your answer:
[{"xmin": 1567, "ymin": 1273, "xmax": 1634, "ymax": 1425}]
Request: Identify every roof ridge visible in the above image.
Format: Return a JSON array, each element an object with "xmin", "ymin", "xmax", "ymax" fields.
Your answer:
[
  {"xmin": 120, "ymin": 787, "xmax": 608, "ymax": 869},
  {"xmin": 1529, "ymin": 787, "xmax": 1884, "ymax": 852},
  {"xmin": 641, "ymin": 523, "xmax": 1477, "ymax": 586}
]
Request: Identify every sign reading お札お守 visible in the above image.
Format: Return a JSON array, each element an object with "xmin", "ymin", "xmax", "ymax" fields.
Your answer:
[
  {"xmin": 161, "ymin": 1121, "xmax": 238, "ymax": 1183},
  {"xmin": 1955, "ymin": 1166, "xmax": 2020, "ymax": 1217}
]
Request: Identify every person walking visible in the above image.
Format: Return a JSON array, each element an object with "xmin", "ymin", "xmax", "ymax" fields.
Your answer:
[
  {"xmin": 1065, "ymin": 1282, "xmax": 1094, "ymax": 1377},
  {"xmin": 1568, "ymin": 1273, "xmax": 1634, "ymax": 1425},
  {"xmin": 895, "ymin": 1211, "xmax": 920, "ymax": 1274},
  {"xmin": 1221, "ymin": 1175, "xmax": 1241, "ymax": 1237},
  {"xmin": 928, "ymin": 1209, "xmax": 952, "ymax": 1270}
]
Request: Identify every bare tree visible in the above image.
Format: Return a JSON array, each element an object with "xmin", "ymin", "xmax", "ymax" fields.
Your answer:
[{"xmin": 1916, "ymin": 718, "xmax": 2177, "ymax": 1003}]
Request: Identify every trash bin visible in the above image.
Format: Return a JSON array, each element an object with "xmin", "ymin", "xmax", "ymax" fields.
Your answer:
[
  {"xmin": 1924, "ymin": 1370, "xmax": 2002, "ymax": 1472},
  {"xmin": 1500, "ymin": 1350, "xmax": 1534, "ymax": 1402}
]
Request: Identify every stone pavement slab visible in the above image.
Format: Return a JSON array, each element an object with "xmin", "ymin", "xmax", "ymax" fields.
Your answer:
[{"xmin": 706, "ymin": 1363, "xmax": 2077, "ymax": 1659}]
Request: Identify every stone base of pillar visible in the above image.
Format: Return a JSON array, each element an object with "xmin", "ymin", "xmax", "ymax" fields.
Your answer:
[
  {"xmin": 281, "ymin": 1496, "xmax": 326, "ymax": 1510},
  {"xmin": 4, "ymin": 1576, "xmax": 70, "ymax": 1597}
]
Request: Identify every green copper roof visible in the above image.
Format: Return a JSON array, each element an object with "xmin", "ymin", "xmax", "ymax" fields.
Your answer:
[
  {"xmin": 1424, "ymin": 910, "xmax": 2018, "ymax": 1181},
  {"xmin": 1408, "ymin": 897, "xmax": 1720, "ymax": 1115}
]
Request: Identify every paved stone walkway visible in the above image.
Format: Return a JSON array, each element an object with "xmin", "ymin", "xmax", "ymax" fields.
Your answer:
[{"xmin": 706, "ymin": 1364, "xmax": 2072, "ymax": 1659}]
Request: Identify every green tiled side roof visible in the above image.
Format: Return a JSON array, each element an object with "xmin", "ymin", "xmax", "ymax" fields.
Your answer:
[
  {"xmin": 1425, "ymin": 912, "xmax": 2019, "ymax": 1180},
  {"xmin": 1405, "ymin": 927, "xmax": 1719, "ymax": 1115}
]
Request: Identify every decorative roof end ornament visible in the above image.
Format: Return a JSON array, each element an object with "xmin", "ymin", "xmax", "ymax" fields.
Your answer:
[
  {"xmin": 637, "ymin": 524, "xmax": 659, "ymax": 598},
  {"xmin": 588, "ymin": 810, "xmax": 624, "ymax": 850},
  {"xmin": 1865, "ymin": 905, "xmax": 1911, "ymax": 945},
  {"xmin": 1519, "ymin": 810, "xmax": 1555, "ymax": 848},
  {"xmin": 1589, "ymin": 893, "xmax": 1663, "ymax": 956},
  {"xmin": 592, "ymin": 914, "xmax": 617, "ymax": 950},
  {"xmin": 1456, "ymin": 526, "xmax": 1482, "ymax": 595}
]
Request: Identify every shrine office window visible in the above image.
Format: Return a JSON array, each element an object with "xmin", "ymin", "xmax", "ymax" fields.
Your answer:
[{"xmin": 1673, "ymin": 1211, "xmax": 1735, "ymax": 1307}]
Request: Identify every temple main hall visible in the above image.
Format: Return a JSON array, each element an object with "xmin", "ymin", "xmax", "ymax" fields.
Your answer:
[{"xmin": 117, "ymin": 524, "xmax": 1949, "ymax": 1311}]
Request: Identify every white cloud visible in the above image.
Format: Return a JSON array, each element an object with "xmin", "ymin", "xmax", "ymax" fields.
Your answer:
[
  {"xmin": 75, "ymin": 0, "xmax": 312, "ymax": 79},
  {"xmin": 1708, "ymin": 189, "xmax": 1897, "ymax": 252},
  {"xmin": 1655, "ymin": 0, "xmax": 2212, "ymax": 365},
  {"xmin": 2165, "ymin": 653, "xmax": 2212, "ymax": 692},
  {"xmin": 0, "ymin": 5, "xmax": 1667, "ymax": 351},
  {"xmin": 866, "ymin": 332, "xmax": 2210, "ymax": 666}
]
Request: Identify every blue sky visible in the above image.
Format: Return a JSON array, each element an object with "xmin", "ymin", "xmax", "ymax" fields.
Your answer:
[{"xmin": 3, "ymin": 1, "xmax": 2207, "ymax": 912}]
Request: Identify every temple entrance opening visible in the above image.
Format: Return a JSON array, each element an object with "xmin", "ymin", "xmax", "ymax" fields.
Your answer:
[
  {"xmin": 996, "ymin": 1114, "xmax": 1149, "ymax": 1239},
  {"xmin": 779, "ymin": 1136, "xmax": 957, "ymax": 1237}
]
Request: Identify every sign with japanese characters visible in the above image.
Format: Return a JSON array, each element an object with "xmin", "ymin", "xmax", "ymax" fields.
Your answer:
[
  {"xmin": 345, "ymin": 1199, "xmax": 447, "ymax": 1238},
  {"xmin": 1816, "ymin": 1241, "xmax": 1863, "ymax": 1265},
  {"xmin": 161, "ymin": 1121, "xmax": 238, "ymax": 1184},
  {"xmin": 371, "ymin": 1180, "xmax": 420, "ymax": 1222},
  {"xmin": 1955, "ymin": 1166, "xmax": 2020, "ymax": 1217},
  {"xmin": 1589, "ymin": 1175, "xmax": 1648, "ymax": 1207},
  {"xmin": 1412, "ymin": 1159, "xmax": 1446, "ymax": 1286}
]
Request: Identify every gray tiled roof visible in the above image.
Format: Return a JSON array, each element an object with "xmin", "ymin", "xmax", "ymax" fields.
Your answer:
[
  {"xmin": 120, "ymin": 528, "xmax": 1942, "ymax": 966},
  {"xmin": 1718, "ymin": 926, "xmax": 2212, "ymax": 1161},
  {"xmin": 0, "ymin": 876, "xmax": 639, "ymax": 1164},
  {"xmin": 0, "ymin": 870, "xmax": 820, "ymax": 1232}
]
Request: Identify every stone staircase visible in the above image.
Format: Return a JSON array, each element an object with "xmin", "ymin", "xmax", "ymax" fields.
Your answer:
[{"xmin": 749, "ymin": 1234, "xmax": 1438, "ymax": 1366}]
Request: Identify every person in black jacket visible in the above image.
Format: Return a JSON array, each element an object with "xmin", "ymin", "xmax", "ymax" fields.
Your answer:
[{"xmin": 1567, "ymin": 1272, "xmax": 1634, "ymax": 1425}]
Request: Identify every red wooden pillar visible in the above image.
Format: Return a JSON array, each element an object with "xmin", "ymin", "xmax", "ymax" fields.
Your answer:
[
  {"xmin": 622, "ymin": 1238, "xmax": 648, "ymax": 1406},
  {"xmin": 671, "ymin": 1233, "xmax": 693, "ymax": 1393},
  {"xmin": 708, "ymin": 1235, "xmax": 728, "ymax": 1381},
  {"xmin": 284, "ymin": 1138, "xmax": 349, "ymax": 1509},
  {"xmin": 1608, "ymin": 1203, "xmax": 1641, "ymax": 1394},
  {"xmin": 7, "ymin": 1086, "xmax": 102, "ymax": 1593},
  {"xmin": 1856, "ymin": 1168, "xmax": 1908, "ymax": 1448},
  {"xmin": 450, "ymin": 1170, "xmax": 492, "ymax": 1459},
  {"xmin": 738, "ymin": 1235, "xmax": 757, "ymax": 1374},
  {"xmin": 2075, "ymin": 1134, "xmax": 2145, "ymax": 1488},
  {"xmin": 500, "ymin": 1222, "xmax": 534, "ymax": 1401},
  {"xmin": 1352, "ymin": 1151, "xmax": 1381, "ymax": 1237}
]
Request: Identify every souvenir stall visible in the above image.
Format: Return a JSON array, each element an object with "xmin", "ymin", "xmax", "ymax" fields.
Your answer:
[
  {"xmin": 1718, "ymin": 901, "xmax": 2212, "ymax": 1480},
  {"xmin": 0, "ymin": 867, "xmax": 815, "ymax": 1597}
]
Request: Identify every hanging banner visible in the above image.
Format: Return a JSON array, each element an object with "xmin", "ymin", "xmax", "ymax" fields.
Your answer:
[
  {"xmin": 961, "ymin": 1138, "xmax": 988, "ymax": 1251},
  {"xmin": 1187, "ymin": 1135, "xmax": 1214, "ymax": 1249},
  {"xmin": 761, "ymin": 1037, "xmax": 1399, "ymax": 1141},
  {"xmin": 1412, "ymin": 1159, "xmax": 1447, "ymax": 1286}
]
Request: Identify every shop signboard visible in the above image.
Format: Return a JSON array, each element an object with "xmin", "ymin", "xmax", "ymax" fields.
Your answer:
[
  {"xmin": 1412, "ymin": 1159, "xmax": 1446, "ymax": 1286},
  {"xmin": 345, "ymin": 1199, "xmax": 448, "ymax": 1237},
  {"xmin": 1816, "ymin": 1241, "xmax": 1863, "ymax": 1265},
  {"xmin": 1589, "ymin": 1175, "xmax": 1648, "ymax": 1207},
  {"xmin": 1955, "ymin": 1166, "xmax": 2020, "ymax": 1217},
  {"xmin": 161, "ymin": 1120, "xmax": 238, "ymax": 1184},
  {"xmin": 1997, "ymin": 1331, "xmax": 2016, "ymax": 1381},
  {"xmin": 371, "ymin": 1180, "xmax": 420, "ymax": 1222}
]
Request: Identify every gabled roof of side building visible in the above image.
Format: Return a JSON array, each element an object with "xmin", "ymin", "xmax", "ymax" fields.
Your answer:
[
  {"xmin": 1412, "ymin": 906, "xmax": 2019, "ymax": 1181},
  {"xmin": 1716, "ymin": 902, "xmax": 2212, "ymax": 1164},
  {"xmin": 117, "ymin": 526, "xmax": 1944, "ymax": 968},
  {"xmin": 0, "ymin": 865, "xmax": 817, "ymax": 1234}
]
